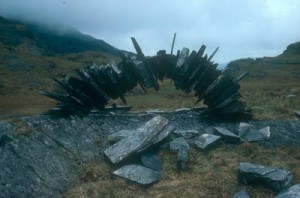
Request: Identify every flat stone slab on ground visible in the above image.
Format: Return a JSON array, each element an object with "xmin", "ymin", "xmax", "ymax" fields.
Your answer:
[
  {"xmin": 104, "ymin": 115, "xmax": 173, "ymax": 164},
  {"xmin": 238, "ymin": 162, "xmax": 292, "ymax": 192},
  {"xmin": 112, "ymin": 164, "xmax": 160, "ymax": 185}
]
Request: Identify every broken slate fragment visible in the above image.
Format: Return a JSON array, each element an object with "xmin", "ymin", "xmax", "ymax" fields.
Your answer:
[
  {"xmin": 104, "ymin": 116, "xmax": 171, "ymax": 164},
  {"xmin": 169, "ymin": 137, "xmax": 190, "ymax": 151},
  {"xmin": 112, "ymin": 164, "xmax": 160, "ymax": 185},
  {"xmin": 194, "ymin": 134, "xmax": 221, "ymax": 150},
  {"xmin": 177, "ymin": 146, "xmax": 189, "ymax": 171},
  {"xmin": 275, "ymin": 183, "xmax": 300, "ymax": 198},
  {"xmin": 141, "ymin": 152, "xmax": 162, "ymax": 172},
  {"xmin": 213, "ymin": 127, "xmax": 240, "ymax": 144},
  {"xmin": 233, "ymin": 190, "xmax": 250, "ymax": 198},
  {"xmin": 238, "ymin": 123, "xmax": 269, "ymax": 142},
  {"xmin": 238, "ymin": 162, "xmax": 292, "ymax": 192}
]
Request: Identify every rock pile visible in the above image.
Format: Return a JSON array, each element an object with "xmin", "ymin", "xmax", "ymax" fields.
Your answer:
[{"xmin": 1, "ymin": 110, "xmax": 300, "ymax": 197}]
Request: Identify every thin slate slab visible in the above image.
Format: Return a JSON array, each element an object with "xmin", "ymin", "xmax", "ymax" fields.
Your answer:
[
  {"xmin": 194, "ymin": 134, "xmax": 221, "ymax": 150},
  {"xmin": 112, "ymin": 164, "xmax": 160, "ymax": 185},
  {"xmin": 238, "ymin": 162, "xmax": 292, "ymax": 192},
  {"xmin": 213, "ymin": 127, "xmax": 240, "ymax": 144},
  {"xmin": 275, "ymin": 183, "xmax": 300, "ymax": 198},
  {"xmin": 294, "ymin": 110, "xmax": 300, "ymax": 118},
  {"xmin": 104, "ymin": 116, "xmax": 171, "ymax": 164}
]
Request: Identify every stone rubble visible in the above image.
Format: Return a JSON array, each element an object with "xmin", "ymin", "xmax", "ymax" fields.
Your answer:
[{"xmin": 1, "ymin": 110, "xmax": 300, "ymax": 196}]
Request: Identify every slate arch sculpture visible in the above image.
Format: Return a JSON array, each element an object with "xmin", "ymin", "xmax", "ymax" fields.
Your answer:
[{"xmin": 40, "ymin": 37, "xmax": 249, "ymax": 116}]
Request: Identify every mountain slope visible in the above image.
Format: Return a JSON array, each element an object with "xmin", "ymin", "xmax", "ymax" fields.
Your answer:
[
  {"xmin": 26, "ymin": 23, "xmax": 120, "ymax": 55},
  {"xmin": 0, "ymin": 16, "xmax": 118, "ymax": 95},
  {"xmin": 226, "ymin": 42, "xmax": 300, "ymax": 119}
]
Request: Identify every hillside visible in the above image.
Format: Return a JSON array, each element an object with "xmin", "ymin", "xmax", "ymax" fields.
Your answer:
[
  {"xmin": 0, "ymin": 16, "xmax": 121, "ymax": 115},
  {"xmin": 226, "ymin": 42, "xmax": 300, "ymax": 119}
]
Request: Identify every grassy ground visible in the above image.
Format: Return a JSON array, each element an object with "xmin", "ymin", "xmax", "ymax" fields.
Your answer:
[{"xmin": 64, "ymin": 144, "xmax": 300, "ymax": 198}]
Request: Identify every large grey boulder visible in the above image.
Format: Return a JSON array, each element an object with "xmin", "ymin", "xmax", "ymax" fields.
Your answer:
[
  {"xmin": 238, "ymin": 162, "xmax": 292, "ymax": 192},
  {"xmin": 112, "ymin": 164, "xmax": 161, "ymax": 185},
  {"xmin": 104, "ymin": 116, "xmax": 174, "ymax": 164},
  {"xmin": 275, "ymin": 183, "xmax": 300, "ymax": 198},
  {"xmin": 194, "ymin": 134, "xmax": 221, "ymax": 150}
]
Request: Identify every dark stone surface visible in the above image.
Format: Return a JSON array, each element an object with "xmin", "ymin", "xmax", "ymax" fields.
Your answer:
[
  {"xmin": 233, "ymin": 190, "xmax": 250, "ymax": 198},
  {"xmin": 238, "ymin": 162, "xmax": 292, "ymax": 192},
  {"xmin": 112, "ymin": 164, "xmax": 161, "ymax": 185},
  {"xmin": 141, "ymin": 152, "xmax": 162, "ymax": 172},
  {"xmin": 275, "ymin": 183, "xmax": 300, "ymax": 198}
]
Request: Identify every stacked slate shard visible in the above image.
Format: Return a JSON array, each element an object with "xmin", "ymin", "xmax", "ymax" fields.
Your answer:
[{"xmin": 41, "ymin": 37, "xmax": 249, "ymax": 116}]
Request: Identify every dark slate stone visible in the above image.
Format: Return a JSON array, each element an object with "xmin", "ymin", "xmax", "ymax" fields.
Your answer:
[
  {"xmin": 104, "ymin": 116, "xmax": 172, "ymax": 164},
  {"xmin": 233, "ymin": 190, "xmax": 250, "ymax": 198},
  {"xmin": 238, "ymin": 162, "xmax": 292, "ymax": 192},
  {"xmin": 141, "ymin": 152, "xmax": 162, "ymax": 172},
  {"xmin": 112, "ymin": 164, "xmax": 160, "ymax": 186},
  {"xmin": 194, "ymin": 134, "xmax": 221, "ymax": 150},
  {"xmin": 169, "ymin": 137, "xmax": 190, "ymax": 151},
  {"xmin": 213, "ymin": 127, "xmax": 241, "ymax": 144},
  {"xmin": 275, "ymin": 183, "xmax": 300, "ymax": 198},
  {"xmin": 177, "ymin": 146, "xmax": 189, "ymax": 171},
  {"xmin": 239, "ymin": 123, "xmax": 269, "ymax": 142}
]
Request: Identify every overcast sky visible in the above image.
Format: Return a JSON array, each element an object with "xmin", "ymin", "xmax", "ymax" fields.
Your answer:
[{"xmin": 0, "ymin": 0, "xmax": 300, "ymax": 63}]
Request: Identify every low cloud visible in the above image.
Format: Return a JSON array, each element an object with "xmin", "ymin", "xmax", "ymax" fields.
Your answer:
[{"xmin": 1, "ymin": 0, "xmax": 300, "ymax": 63}]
